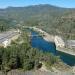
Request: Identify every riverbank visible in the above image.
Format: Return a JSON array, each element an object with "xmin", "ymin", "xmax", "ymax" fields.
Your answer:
[
  {"xmin": 29, "ymin": 27, "xmax": 54, "ymax": 42},
  {"xmin": 30, "ymin": 29, "xmax": 75, "ymax": 73},
  {"xmin": 30, "ymin": 27, "xmax": 75, "ymax": 56},
  {"xmin": 56, "ymin": 47, "xmax": 75, "ymax": 56}
]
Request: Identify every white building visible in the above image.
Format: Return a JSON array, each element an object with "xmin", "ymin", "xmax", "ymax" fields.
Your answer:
[{"xmin": 54, "ymin": 36, "xmax": 65, "ymax": 48}]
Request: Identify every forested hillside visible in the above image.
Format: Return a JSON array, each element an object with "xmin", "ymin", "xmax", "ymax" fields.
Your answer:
[
  {"xmin": 0, "ymin": 31, "xmax": 61, "ymax": 72},
  {"xmin": 0, "ymin": 5, "xmax": 65, "ymax": 21},
  {"xmin": 0, "ymin": 18, "xmax": 17, "ymax": 32},
  {"xmin": 0, "ymin": 4, "xmax": 75, "ymax": 39},
  {"xmin": 0, "ymin": 4, "xmax": 74, "ymax": 73}
]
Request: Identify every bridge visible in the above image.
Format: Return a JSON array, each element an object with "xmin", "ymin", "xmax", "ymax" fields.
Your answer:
[{"xmin": 28, "ymin": 34, "xmax": 42, "ymax": 37}]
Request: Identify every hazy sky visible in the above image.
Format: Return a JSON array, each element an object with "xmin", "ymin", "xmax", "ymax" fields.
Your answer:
[{"xmin": 0, "ymin": 0, "xmax": 75, "ymax": 8}]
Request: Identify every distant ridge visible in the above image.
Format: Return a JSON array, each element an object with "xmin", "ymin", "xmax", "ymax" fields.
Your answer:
[
  {"xmin": 0, "ymin": 4, "xmax": 66, "ymax": 20},
  {"xmin": 0, "ymin": 4, "xmax": 75, "ymax": 40}
]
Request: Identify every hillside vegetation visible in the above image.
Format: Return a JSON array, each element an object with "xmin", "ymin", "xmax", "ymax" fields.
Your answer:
[
  {"xmin": 0, "ymin": 31, "xmax": 60, "ymax": 72},
  {"xmin": 0, "ymin": 18, "xmax": 17, "ymax": 32},
  {"xmin": 0, "ymin": 5, "xmax": 74, "ymax": 73},
  {"xmin": 0, "ymin": 4, "xmax": 75, "ymax": 39}
]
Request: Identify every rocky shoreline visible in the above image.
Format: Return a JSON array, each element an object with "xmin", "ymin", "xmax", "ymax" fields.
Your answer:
[{"xmin": 30, "ymin": 27, "xmax": 75, "ymax": 56}]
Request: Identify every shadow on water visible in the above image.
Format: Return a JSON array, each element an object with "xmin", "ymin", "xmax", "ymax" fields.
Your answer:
[
  {"xmin": 31, "ymin": 31, "xmax": 56, "ymax": 54},
  {"xmin": 56, "ymin": 51, "xmax": 75, "ymax": 66}
]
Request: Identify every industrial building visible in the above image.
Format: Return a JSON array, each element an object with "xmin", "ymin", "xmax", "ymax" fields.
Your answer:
[
  {"xmin": 67, "ymin": 40, "xmax": 75, "ymax": 48},
  {"xmin": 0, "ymin": 29, "xmax": 20, "ymax": 48}
]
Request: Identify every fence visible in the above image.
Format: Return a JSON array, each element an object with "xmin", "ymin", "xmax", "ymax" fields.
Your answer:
[{"xmin": 0, "ymin": 70, "xmax": 75, "ymax": 75}]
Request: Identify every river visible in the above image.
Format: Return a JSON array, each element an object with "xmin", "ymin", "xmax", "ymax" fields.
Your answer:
[{"xmin": 31, "ymin": 31, "xmax": 75, "ymax": 66}]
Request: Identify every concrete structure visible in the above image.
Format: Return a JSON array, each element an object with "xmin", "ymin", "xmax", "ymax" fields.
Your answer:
[
  {"xmin": 67, "ymin": 40, "xmax": 75, "ymax": 48},
  {"xmin": 54, "ymin": 36, "xmax": 65, "ymax": 48},
  {"xmin": 0, "ymin": 29, "xmax": 20, "ymax": 48},
  {"xmin": 72, "ymin": 66, "xmax": 75, "ymax": 73}
]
